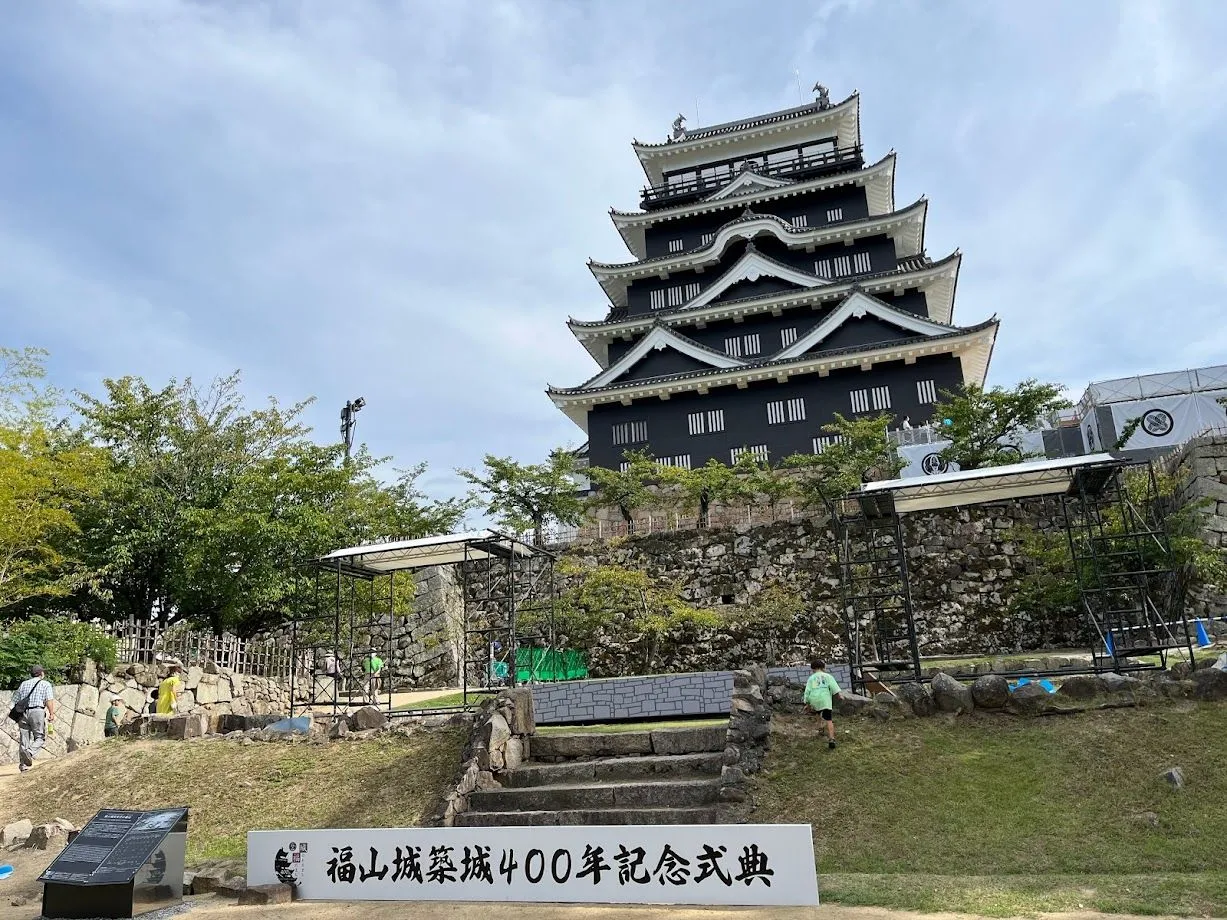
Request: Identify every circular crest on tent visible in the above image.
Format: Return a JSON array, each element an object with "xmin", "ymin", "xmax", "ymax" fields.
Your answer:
[
  {"xmin": 921, "ymin": 452, "xmax": 948, "ymax": 475},
  {"xmin": 1141, "ymin": 408, "xmax": 1174, "ymax": 438},
  {"xmin": 998, "ymin": 444, "xmax": 1024, "ymax": 461}
]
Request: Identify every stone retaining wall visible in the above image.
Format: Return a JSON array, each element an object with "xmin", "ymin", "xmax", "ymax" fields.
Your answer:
[
  {"xmin": 0, "ymin": 660, "xmax": 291, "ymax": 765},
  {"xmin": 529, "ymin": 664, "xmax": 850, "ymax": 724}
]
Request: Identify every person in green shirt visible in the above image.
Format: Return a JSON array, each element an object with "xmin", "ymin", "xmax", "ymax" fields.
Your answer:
[
  {"xmin": 362, "ymin": 649, "xmax": 385, "ymax": 704},
  {"xmin": 803, "ymin": 659, "xmax": 843, "ymax": 750},
  {"xmin": 104, "ymin": 697, "xmax": 124, "ymax": 738}
]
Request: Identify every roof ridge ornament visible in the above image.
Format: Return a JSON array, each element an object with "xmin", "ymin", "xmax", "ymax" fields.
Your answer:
[
  {"xmin": 811, "ymin": 81, "xmax": 832, "ymax": 110},
  {"xmin": 669, "ymin": 113, "xmax": 687, "ymax": 143}
]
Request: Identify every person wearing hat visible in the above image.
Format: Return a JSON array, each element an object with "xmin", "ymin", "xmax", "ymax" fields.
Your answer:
[
  {"xmin": 13, "ymin": 665, "xmax": 57, "ymax": 772},
  {"xmin": 156, "ymin": 663, "xmax": 184, "ymax": 716},
  {"xmin": 103, "ymin": 696, "xmax": 125, "ymax": 737},
  {"xmin": 362, "ymin": 648, "xmax": 384, "ymax": 704}
]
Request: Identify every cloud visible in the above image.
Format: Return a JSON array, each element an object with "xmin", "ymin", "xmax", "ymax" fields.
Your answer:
[{"xmin": 1, "ymin": 0, "xmax": 1225, "ymax": 506}]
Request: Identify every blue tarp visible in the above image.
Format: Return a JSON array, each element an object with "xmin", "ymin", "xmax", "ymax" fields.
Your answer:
[
  {"xmin": 1009, "ymin": 677, "xmax": 1056, "ymax": 693},
  {"xmin": 264, "ymin": 715, "xmax": 311, "ymax": 735}
]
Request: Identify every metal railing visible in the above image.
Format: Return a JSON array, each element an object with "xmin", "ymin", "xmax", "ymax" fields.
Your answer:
[{"xmin": 641, "ymin": 145, "xmax": 863, "ymax": 208}]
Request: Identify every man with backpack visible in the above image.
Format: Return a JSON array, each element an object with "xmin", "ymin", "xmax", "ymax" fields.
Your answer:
[
  {"xmin": 804, "ymin": 659, "xmax": 843, "ymax": 750},
  {"xmin": 11, "ymin": 665, "xmax": 57, "ymax": 772}
]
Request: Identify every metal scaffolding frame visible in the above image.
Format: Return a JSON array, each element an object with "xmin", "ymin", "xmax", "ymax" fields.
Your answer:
[
  {"xmin": 289, "ymin": 531, "xmax": 556, "ymax": 718},
  {"xmin": 831, "ymin": 453, "xmax": 1195, "ymax": 691}
]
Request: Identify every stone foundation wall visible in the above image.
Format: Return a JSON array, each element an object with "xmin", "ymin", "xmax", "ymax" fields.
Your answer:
[
  {"xmin": 1167, "ymin": 434, "xmax": 1227, "ymax": 622},
  {"xmin": 0, "ymin": 660, "xmax": 290, "ymax": 765}
]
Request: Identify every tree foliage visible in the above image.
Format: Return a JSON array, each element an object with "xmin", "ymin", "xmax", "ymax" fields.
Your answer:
[
  {"xmin": 0, "ymin": 615, "xmax": 117, "ymax": 686},
  {"xmin": 458, "ymin": 449, "xmax": 582, "ymax": 545},
  {"xmin": 586, "ymin": 450, "xmax": 656, "ymax": 526},
  {"xmin": 933, "ymin": 379, "xmax": 1071, "ymax": 470},
  {"xmin": 550, "ymin": 560, "xmax": 721, "ymax": 673},
  {"xmin": 784, "ymin": 412, "xmax": 901, "ymax": 503},
  {"xmin": 658, "ymin": 458, "xmax": 749, "ymax": 525}
]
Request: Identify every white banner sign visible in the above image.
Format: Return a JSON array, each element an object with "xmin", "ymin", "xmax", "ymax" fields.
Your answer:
[{"xmin": 247, "ymin": 824, "xmax": 818, "ymax": 906}]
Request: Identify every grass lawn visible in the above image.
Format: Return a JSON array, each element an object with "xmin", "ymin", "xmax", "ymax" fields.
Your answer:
[
  {"xmin": 392, "ymin": 690, "xmax": 493, "ymax": 711},
  {"xmin": 535, "ymin": 717, "xmax": 728, "ymax": 735},
  {"xmin": 0, "ymin": 731, "xmax": 464, "ymax": 864},
  {"xmin": 756, "ymin": 705, "xmax": 1227, "ymax": 915}
]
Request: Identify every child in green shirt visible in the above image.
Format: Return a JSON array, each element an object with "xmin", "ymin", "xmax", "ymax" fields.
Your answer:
[
  {"xmin": 104, "ymin": 697, "xmax": 124, "ymax": 738},
  {"xmin": 803, "ymin": 659, "xmax": 842, "ymax": 750}
]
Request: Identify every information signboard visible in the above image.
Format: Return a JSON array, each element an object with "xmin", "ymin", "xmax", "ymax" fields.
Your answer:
[
  {"xmin": 40, "ymin": 807, "xmax": 188, "ymax": 919},
  {"xmin": 248, "ymin": 824, "xmax": 818, "ymax": 907}
]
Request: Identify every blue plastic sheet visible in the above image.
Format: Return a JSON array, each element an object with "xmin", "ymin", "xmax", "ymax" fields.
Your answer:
[
  {"xmin": 264, "ymin": 715, "xmax": 311, "ymax": 735},
  {"xmin": 1008, "ymin": 677, "xmax": 1056, "ymax": 693},
  {"xmin": 0, "ymin": 865, "xmax": 13, "ymax": 881}
]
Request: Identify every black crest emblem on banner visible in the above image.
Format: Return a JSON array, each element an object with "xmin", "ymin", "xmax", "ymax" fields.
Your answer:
[
  {"xmin": 921, "ymin": 452, "xmax": 948, "ymax": 475},
  {"xmin": 1141, "ymin": 408, "xmax": 1174, "ymax": 437}
]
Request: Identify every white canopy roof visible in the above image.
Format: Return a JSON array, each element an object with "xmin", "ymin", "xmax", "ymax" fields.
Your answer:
[
  {"xmin": 859, "ymin": 453, "xmax": 1121, "ymax": 513},
  {"xmin": 316, "ymin": 530, "xmax": 542, "ymax": 577}
]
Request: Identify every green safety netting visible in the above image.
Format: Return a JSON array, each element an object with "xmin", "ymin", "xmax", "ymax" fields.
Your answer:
[{"xmin": 515, "ymin": 647, "xmax": 588, "ymax": 682}]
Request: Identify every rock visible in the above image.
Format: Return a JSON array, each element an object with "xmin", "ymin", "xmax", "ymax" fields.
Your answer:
[
  {"xmin": 1, "ymin": 819, "xmax": 33, "ymax": 847},
  {"xmin": 502, "ymin": 735, "xmax": 525, "ymax": 772},
  {"xmin": 503, "ymin": 688, "xmax": 535, "ymax": 735},
  {"xmin": 1057, "ymin": 675, "xmax": 1107, "ymax": 700},
  {"xmin": 192, "ymin": 868, "xmax": 245, "ymax": 895},
  {"xmin": 184, "ymin": 666, "xmax": 204, "ymax": 691},
  {"xmin": 894, "ymin": 682, "xmax": 935, "ymax": 717},
  {"xmin": 834, "ymin": 691, "xmax": 873, "ymax": 716},
  {"xmin": 167, "ymin": 713, "xmax": 209, "ymax": 740},
  {"xmin": 931, "ymin": 672, "xmax": 974, "ymax": 713},
  {"xmin": 52, "ymin": 817, "xmax": 76, "ymax": 833},
  {"xmin": 239, "ymin": 883, "xmax": 294, "ymax": 905},
  {"xmin": 1161, "ymin": 766, "xmax": 1185, "ymax": 789},
  {"xmin": 1101, "ymin": 673, "xmax": 1141, "ymax": 693},
  {"xmin": 1191, "ymin": 667, "xmax": 1227, "ymax": 701},
  {"xmin": 1008, "ymin": 682, "xmax": 1052, "ymax": 715},
  {"xmin": 328, "ymin": 718, "xmax": 350, "ymax": 740},
  {"xmin": 22, "ymin": 823, "xmax": 62, "ymax": 849},
  {"xmin": 203, "ymin": 659, "xmax": 221, "ymax": 675},
  {"xmin": 970, "ymin": 674, "xmax": 1010, "ymax": 709},
  {"xmin": 1129, "ymin": 811, "xmax": 1160, "ymax": 828},
  {"xmin": 350, "ymin": 706, "xmax": 387, "ymax": 731}
]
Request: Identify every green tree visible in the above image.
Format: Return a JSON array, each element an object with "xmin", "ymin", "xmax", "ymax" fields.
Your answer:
[
  {"xmin": 743, "ymin": 582, "xmax": 806, "ymax": 667},
  {"xmin": 550, "ymin": 560, "xmax": 721, "ymax": 674},
  {"xmin": 784, "ymin": 412, "xmax": 901, "ymax": 504},
  {"xmin": 734, "ymin": 455, "xmax": 798, "ymax": 519},
  {"xmin": 932, "ymin": 379, "xmax": 1071, "ymax": 470},
  {"xmin": 0, "ymin": 615, "xmax": 117, "ymax": 686},
  {"xmin": 458, "ymin": 448, "xmax": 583, "ymax": 545},
  {"xmin": 586, "ymin": 450, "xmax": 655, "ymax": 529},
  {"xmin": 660, "ymin": 458, "xmax": 749, "ymax": 527}
]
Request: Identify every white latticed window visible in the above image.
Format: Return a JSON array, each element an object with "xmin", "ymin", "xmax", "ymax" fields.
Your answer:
[
  {"xmin": 701, "ymin": 232, "xmax": 715, "ymax": 246},
  {"xmin": 790, "ymin": 215, "xmax": 808, "ymax": 229},
  {"xmin": 655, "ymin": 454, "xmax": 691, "ymax": 470},
  {"xmin": 850, "ymin": 388, "xmax": 870, "ymax": 413},
  {"xmin": 767, "ymin": 398, "xmax": 806, "ymax": 424},
  {"xmin": 724, "ymin": 334, "xmax": 761, "ymax": 357},
  {"xmin": 871, "ymin": 385, "xmax": 892, "ymax": 410},
  {"xmin": 650, "ymin": 289, "xmax": 666, "ymax": 310},
  {"xmin": 668, "ymin": 239, "xmax": 684, "ymax": 253},
  {"xmin": 814, "ymin": 258, "xmax": 832, "ymax": 278},
  {"xmin": 813, "ymin": 435, "xmax": 846, "ymax": 454},
  {"xmin": 731, "ymin": 444, "xmax": 770, "ymax": 464},
  {"xmin": 826, "ymin": 207, "xmax": 843, "ymax": 222},
  {"xmin": 684, "ymin": 282, "xmax": 701, "ymax": 301},
  {"xmin": 688, "ymin": 409, "xmax": 725, "ymax": 435},
  {"xmin": 612, "ymin": 420, "xmax": 648, "ymax": 445},
  {"xmin": 833, "ymin": 255, "xmax": 852, "ymax": 277},
  {"xmin": 667, "ymin": 285, "xmax": 685, "ymax": 307},
  {"xmin": 619, "ymin": 461, "xmax": 631, "ymax": 472},
  {"xmin": 853, "ymin": 251, "xmax": 872, "ymax": 273},
  {"xmin": 780, "ymin": 327, "xmax": 798, "ymax": 348},
  {"xmin": 917, "ymin": 379, "xmax": 938, "ymax": 404}
]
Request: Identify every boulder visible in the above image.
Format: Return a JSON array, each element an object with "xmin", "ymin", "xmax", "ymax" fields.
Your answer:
[
  {"xmin": 239, "ymin": 884, "xmax": 294, "ymax": 906},
  {"xmin": 22, "ymin": 823, "xmax": 63, "ymax": 849},
  {"xmin": 502, "ymin": 688, "xmax": 535, "ymax": 735},
  {"xmin": 1007, "ymin": 682, "xmax": 1052, "ymax": 716},
  {"xmin": 1057, "ymin": 675, "xmax": 1107, "ymax": 700},
  {"xmin": 1161, "ymin": 766, "xmax": 1185, "ymax": 789},
  {"xmin": 0, "ymin": 818, "xmax": 33, "ymax": 847},
  {"xmin": 195, "ymin": 678, "xmax": 219, "ymax": 706},
  {"xmin": 350, "ymin": 706, "xmax": 387, "ymax": 731},
  {"xmin": 167, "ymin": 713, "xmax": 209, "ymax": 740},
  {"xmin": 834, "ymin": 691, "xmax": 873, "ymax": 716},
  {"xmin": 183, "ymin": 666, "xmax": 204, "ymax": 691},
  {"xmin": 970, "ymin": 674, "xmax": 1010, "ymax": 709},
  {"xmin": 328, "ymin": 718, "xmax": 350, "ymax": 740},
  {"xmin": 1101, "ymin": 673, "xmax": 1141, "ymax": 693},
  {"xmin": 894, "ymin": 682, "xmax": 935, "ymax": 717},
  {"xmin": 931, "ymin": 672, "xmax": 974, "ymax": 714},
  {"xmin": 1191, "ymin": 667, "xmax": 1227, "ymax": 701}
]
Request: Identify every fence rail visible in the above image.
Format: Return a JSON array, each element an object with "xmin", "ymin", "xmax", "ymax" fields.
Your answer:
[{"xmin": 102, "ymin": 618, "xmax": 297, "ymax": 681}]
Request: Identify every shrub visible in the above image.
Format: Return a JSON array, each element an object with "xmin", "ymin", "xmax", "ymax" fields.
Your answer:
[{"xmin": 0, "ymin": 615, "xmax": 118, "ymax": 686}]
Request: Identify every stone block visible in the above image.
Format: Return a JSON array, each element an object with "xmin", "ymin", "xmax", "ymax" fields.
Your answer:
[
  {"xmin": 651, "ymin": 725, "xmax": 727, "ymax": 755},
  {"xmin": 1057, "ymin": 674, "xmax": 1107, "ymax": 700},
  {"xmin": 1192, "ymin": 667, "xmax": 1227, "ymax": 701},
  {"xmin": 930, "ymin": 672, "xmax": 974, "ymax": 713},
  {"xmin": 76, "ymin": 684, "xmax": 100, "ymax": 717},
  {"xmin": 1, "ymin": 818, "xmax": 33, "ymax": 846},
  {"xmin": 350, "ymin": 706, "xmax": 387, "ymax": 731},
  {"xmin": 239, "ymin": 883, "xmax": 294, "ymax": 905},
  {"xmin": 166, "ymin": 713, "xmax": 209, "ymax": 740},
  {"xmin": 970, "ymin": 674, "xmax": 1010, "ymax": 709},
  {"xmin": 184, "ymin": 666, "xmax": 204, "ymax": 691},
  {"xmin": 1007, "ymin": 682, "xmax": 1052, "ymax": 715}
]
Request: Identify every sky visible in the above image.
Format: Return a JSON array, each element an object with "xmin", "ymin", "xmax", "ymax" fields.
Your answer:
[{"xmin": 2, "ymin": 0, "xmax": 1227, "ymax": 501}]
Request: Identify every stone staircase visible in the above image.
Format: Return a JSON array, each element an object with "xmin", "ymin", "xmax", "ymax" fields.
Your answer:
[{"xmin": 455, "ymin": 723, "xmax": 728, "ymax": 827}]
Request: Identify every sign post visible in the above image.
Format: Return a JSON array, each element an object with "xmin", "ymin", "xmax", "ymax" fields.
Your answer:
[
  {"xmin": 40, "ymin": 807, "xmax": 188, "ymax": 920},
  {"xmin": 248, "ymin": 824, "xmax": 818, "ymax": 906}
]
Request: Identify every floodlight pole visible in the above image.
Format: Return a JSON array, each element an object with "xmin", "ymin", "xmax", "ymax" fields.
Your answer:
[{"xmin": 341, "ymin": 396, "xmax": 366, "ymax": 462}]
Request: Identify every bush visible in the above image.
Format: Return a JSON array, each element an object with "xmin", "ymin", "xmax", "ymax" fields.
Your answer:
[{"xmin": 0, "ymin": 615, "xmax": 118, "ymax": 687}]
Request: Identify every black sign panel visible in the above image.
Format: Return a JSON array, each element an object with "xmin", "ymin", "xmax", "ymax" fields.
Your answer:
[{"xmin": 40, "ymin": 808, "xmax": 188, "ymax": 886}]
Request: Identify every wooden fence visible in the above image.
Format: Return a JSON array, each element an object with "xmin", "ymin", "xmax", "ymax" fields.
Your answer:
[{"xmin": 103, "ymin": 618, "xmax": 298, "ymax": 681}]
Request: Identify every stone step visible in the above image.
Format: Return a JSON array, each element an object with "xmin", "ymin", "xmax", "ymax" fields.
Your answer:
[
  {"xmin": 454, "ymin": 806, "xmax": 720, "ymax": 828},
  {"xmin": 530, "ymin": 725, "xmax": 727, "ymax": 761},
  {"xmin": 502, "ymin": 752, "xmax": 723, "ymax": 788},
  {"xmin": 468, "ymin": 778, "xmax": 721, "ymax": 813}
]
